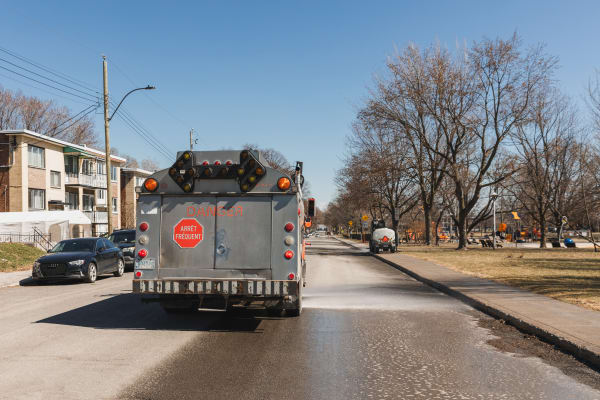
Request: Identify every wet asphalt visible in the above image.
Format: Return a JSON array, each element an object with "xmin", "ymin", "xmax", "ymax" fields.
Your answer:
[
  {"xmin": 1, "ymin": 237, "xmax": 599, "ymax": 399},
  {"xmin": 121, "ymin": 237, "xmax": 600, "ymax": 400}
]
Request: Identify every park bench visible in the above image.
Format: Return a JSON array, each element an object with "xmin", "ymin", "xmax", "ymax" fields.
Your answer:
[
  {"xmin": 480, "ymin": 239, "xmax": 488, "ymax": 247},
  {"xmin": 550, "ymin": 240, "xmax": 561, "ymax": 248},
  {"xmin": 484, "ymin": 239, "xmax": 503, "ymax": 248}
]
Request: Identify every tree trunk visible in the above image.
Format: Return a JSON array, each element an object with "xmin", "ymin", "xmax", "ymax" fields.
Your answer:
[
  {"xmin": 539, "ymin": 216, "xmax": 547, "ymax": 249},
  {"xmin": 423, "ymin": 205, "xmax": 432, "ymax": 245},
  {"xmin": 456, "ymin": 210, "xmax": 468, "ymax": 250}
]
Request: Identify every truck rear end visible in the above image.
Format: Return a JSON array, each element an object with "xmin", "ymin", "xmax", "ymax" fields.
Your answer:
[{"xmin": 132, "ymin": 150, "xmax": 307, "ymax": 316}]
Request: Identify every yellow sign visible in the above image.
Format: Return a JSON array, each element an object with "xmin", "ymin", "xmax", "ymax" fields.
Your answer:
[
  {"xmin": 511, "ymin": 212, "xmax": 520, "ymax": 220},
  {"xmin": 362, "ymin": 215, "xmax": 368, "ymax": 221},
  {"xmin": 348, "ymin": 221, "xmax": 353, "ymax": 226}
]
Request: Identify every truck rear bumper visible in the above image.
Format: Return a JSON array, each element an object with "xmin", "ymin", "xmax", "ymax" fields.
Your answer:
[{"xmin": 133, "ymin": 279, "xmax": 296, "ymax": 297}]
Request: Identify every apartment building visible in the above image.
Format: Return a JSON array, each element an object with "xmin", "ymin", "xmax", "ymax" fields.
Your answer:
[
  {"xmin": 120, "ymin": 167, "xmax": 152, "ymax": 229},
  {"xmin": 0, "ymin": 129, "xmax": 126, "ymax": 235}
]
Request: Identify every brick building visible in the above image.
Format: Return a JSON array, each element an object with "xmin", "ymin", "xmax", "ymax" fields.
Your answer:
[
  {"xmin": 120, "ymin": 167, "xmax": 152, "ymax": 229},
  {"xmin": 0, "ymin": 129, "xmax": 126, "ymax": 235}
]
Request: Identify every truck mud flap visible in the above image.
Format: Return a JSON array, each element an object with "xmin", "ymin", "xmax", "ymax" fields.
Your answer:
[{"xmin": 133, "ymin": 279, "xmax": 295, "ymax": 296}]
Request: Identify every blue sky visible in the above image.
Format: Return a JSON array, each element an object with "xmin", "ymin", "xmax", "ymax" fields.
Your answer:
[{"xmin": 2, "ymin": 1, "xmax": 600, "ymax": 207}]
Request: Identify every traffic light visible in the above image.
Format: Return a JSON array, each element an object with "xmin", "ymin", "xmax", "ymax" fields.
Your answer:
[{"xmin": 307, "ymin": 198, "xmax": 315, "ymax": 217}]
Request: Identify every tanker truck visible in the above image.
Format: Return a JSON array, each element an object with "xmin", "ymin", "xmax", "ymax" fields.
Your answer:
[{"xmin": 132, "ymin": 149, "xmax": 311, "ymax": 316}]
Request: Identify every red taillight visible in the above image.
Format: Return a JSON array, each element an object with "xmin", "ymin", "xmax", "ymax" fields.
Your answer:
[
  {"xmin": 135, "ymin": 271, "xmax": 142, "ymax": 278},
  {"xmin": 202, "ymin": 161, "xmax": 209, "ymax": 166},
  {"xmin": 285, "ymin": 222, "xmax": 294, "ymax": 232},
  {"xmin": 139, "ymin": 222, "xmax": 149, "ymax": 232},
  {"xmin": 288, "ymin": 272, "xmax": 295, "ymax": 280},
  {"xmin": 214, "ymin": 160, "xmax": 221, "ymax": 166},
  {"xmin": 284, "ymin": 250, "xmax": 294, "ymax": 259},
  {"xmin": 225, "ymin": 160, "xmax": 232, "ymax": 166},
  {"xmin": 382, "ymin": 236, "xmax": 389, "ymax": 242},
  {"xmin": 298, "ymin": 208, "xmax": 301, "ymax": 216},
  {"xmin": 138, "ymin": 249, "xmax": 147, "ymax": 258}
]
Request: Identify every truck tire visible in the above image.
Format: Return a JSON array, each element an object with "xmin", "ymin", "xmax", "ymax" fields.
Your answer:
[{"xmin": 286, "ymin": 279, "xmax": 303, "ymax": 317}]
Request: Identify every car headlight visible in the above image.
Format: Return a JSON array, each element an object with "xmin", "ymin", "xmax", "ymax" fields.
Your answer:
[
  {"xmin": 124, "ymin": 247, "xmax": 134, "ymax": 254},
  {"xmin": 68, "ymin": 259, "xmax": 85, "ymax": 266},
  {"xmin": 33, "ymin": 261, "xmax": 40, "ymax": 271}
]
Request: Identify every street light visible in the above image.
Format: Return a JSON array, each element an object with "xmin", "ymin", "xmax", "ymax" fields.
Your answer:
[
  {"xmin": 108, "ymin": 85, "xmax": 156, "ymax": 122},
  {"xmin": 102, "ymin": 56, "xmax": 155, "ymax": 235},
  {"xmin": 490, "ymin": 191, "xmax": 498, "ymax": 250}
]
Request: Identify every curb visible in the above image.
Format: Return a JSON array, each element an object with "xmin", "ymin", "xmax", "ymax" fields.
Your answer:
[{"xmin": 335, "ymin": 237, "xmax": 600, "ymax": 371}]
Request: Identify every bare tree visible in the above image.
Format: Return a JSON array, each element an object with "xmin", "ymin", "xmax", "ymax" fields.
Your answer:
[
  {"xmin": 505, "ymin": 88, "xmax": 578, "ymax": 247},
  {"xmin": 344, "ymin": 121, "xmax": 419, "ymax": 245},
  {"xmin": 141, "ymin": 159, "xmax": 159, "ymax": 171},
  {"xmin": 0, "ymin": 86, "xmax": 98, "ymax": 145}
]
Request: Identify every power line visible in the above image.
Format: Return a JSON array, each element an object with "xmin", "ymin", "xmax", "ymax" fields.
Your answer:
[
  {"xmin": 114, "ymin": 112, "xmax": 173, "ymax": 162},
  {"xmin": 0, "ymin": 56, "xmax": 99, "ymax": 99},
  {"xmin": 0, "ymin": 71, "xmax": 94, "ymax": 106},
  {"xmin": 0, "ymin": 64, "xmax": 99, "ymax": 103},
  {"xmin": 117, "ymin": 104, "xmax": 174, "ymax": 155},
  {"xmin": 0, "ymin": 45, "xmax": 98, "ymax": 93},
  {"xmin": 53, "ymin": 104, "xmax": 98, "ymax": 131},
  {"xmin": 52, "ymin": 105, "xmax": 100, "ymax": 137}
]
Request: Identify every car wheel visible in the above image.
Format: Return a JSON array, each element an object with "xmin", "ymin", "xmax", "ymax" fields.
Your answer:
[
  {"xmin": 84, "ymin": 262, "xmax": 97, "ymax": 283},
  {"xmin": 113, "ymin": 259, "xmax": 124, "ymax": 277}
]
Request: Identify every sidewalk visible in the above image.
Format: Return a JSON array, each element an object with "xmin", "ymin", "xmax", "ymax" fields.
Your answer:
[
  {"xmin": 337, "ymin": 237, "xmax": 600, "ymax": 369},
  {"xmin": 0, "ymin": 270, "xmax": 32, "ymax": 289}
]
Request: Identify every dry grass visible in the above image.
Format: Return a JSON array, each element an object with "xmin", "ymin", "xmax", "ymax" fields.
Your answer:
[
  {"xmin": 0, "ymin": 243, "xmax": 46, "ymax": 272},
  {"xmin": 397, "ymin": 244, "xmax": 600, "ymax": 311}
]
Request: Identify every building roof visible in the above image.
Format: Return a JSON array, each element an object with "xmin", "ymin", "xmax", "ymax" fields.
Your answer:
[
  {"xmin": 121, "ymin": 167, "xmax": 153, "ymax": 176},
  {"xmin": 0, "ymin": 129, "xmax": 126, "ymax": 163}
]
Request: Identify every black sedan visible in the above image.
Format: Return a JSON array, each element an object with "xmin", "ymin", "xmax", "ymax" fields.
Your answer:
[
  {"xmin": 108, "ymin": 229, "xmax": 136, "ymax": 270},
  {"xmin": 32, "ymin": 238, "xmax": 125, "ymax": 283}
]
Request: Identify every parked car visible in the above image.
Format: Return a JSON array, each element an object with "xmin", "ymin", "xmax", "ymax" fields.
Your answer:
[
  {"xmin": 32, "ymin": 238, "xmax": 124, "ymax": 283},
  {"xmin": 108, "ymin": 229, "xmax": 136, "ymax": 270}
]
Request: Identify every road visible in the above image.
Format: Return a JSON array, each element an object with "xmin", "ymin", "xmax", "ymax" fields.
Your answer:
[{"xmin": 0, "ymin": 237, "xmax": 599, "ymax": 399}]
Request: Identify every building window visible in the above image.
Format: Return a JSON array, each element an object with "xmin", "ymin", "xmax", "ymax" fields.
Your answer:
[
  {"xmin": 50, "ymin": 171, "xmax": 61, "ymax": 188},
  {"xmin": 98, "ymin": 189, "xmax": 106, "ymax": 201},
  {"xmin": 28, "ymin": 145, "xmax": 45, "ymax": 168},
  {"xmin": 135, "ymin": 176, "xmax": 145, "ymax": 187},
  {"xmin": 82, "ymin": 194, "xmax": 94, "ymax": 211},
  {"xmin": 65, "ymin": 192, "xmax": 79, "ymax": 210},
  {"xmin": 111, "ymin": 166, "xmax": 117, "ymax": 182},
  {"xmin": 112, "ymin": 197, "xmax": 118, "ymax": 213},
  {"xmin": 97, "ymin": 161, "xmax": 106, "ymax": 175},
  {"xmin": 65, "ymin": 156, "xmax": 78, "ymax": 174},
  {"xmin": 81, "ymin": 159, "xmax": 92, "ymax": 175},
  {"xmin": 28, "ymin": 189, "xmax": 45, "ymax": 210}
]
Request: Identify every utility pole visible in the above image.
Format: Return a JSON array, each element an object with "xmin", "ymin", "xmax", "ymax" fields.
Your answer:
[
  {"xmin": 190, "ymin": 129, "xmax": 194, "ymax": 150},
  {"xmin": 102, "ymin": 56, "xmax": 113, "ymax": 235}
]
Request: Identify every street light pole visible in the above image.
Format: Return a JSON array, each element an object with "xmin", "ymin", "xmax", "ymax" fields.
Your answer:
[
  {"xmin": 491, "ymin": 191, "xmax": 498, "ymax": 250},
  {"xmin": 102, "ymin": 56, "xmax": 113, "ymax": 236},
  {"xmin": 102, "ymin": 56, "xmax": 155, "ymax": 235}
]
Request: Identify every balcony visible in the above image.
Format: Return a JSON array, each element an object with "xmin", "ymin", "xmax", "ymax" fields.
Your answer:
[
  {"xmin": 65, "ymin": 173, "xmax": 107, "ymax": 188},
  {"xmin": 83, "ymin": 211, "xmax": 108, "ymax": 224}
]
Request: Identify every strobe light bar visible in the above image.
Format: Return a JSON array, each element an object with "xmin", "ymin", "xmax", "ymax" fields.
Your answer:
[{"xmin": 167, "ymin": 150, "xmax": 267, "ymax": 193}]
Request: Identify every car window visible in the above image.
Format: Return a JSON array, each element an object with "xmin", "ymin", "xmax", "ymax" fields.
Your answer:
[
  {"xmin": 103, "ymin": 238, "xmax": 116, "ymax": 249},
  {"xmin": 49, "ymin": 240, "xmax": 95, "ymax": 253},
  {"xmin": 108, "ymin": 231, "xmax": 135, "ymax": 244}
]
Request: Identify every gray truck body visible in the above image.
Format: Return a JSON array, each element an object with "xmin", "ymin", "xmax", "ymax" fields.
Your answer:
[{"xmin": 132, "ymin": 150, "xmax": 305, "ymax": 314}]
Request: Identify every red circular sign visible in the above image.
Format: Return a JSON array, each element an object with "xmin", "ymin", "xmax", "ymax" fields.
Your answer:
[{"xmin": 173, "ymin": 218, "xmax": 203, "ymax": 248}]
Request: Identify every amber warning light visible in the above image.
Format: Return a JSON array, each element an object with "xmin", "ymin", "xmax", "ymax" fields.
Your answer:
[{"xmin": 144, "ymin": 178, "xmax": 158, "ymax": 192}]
